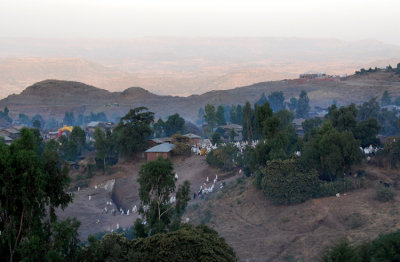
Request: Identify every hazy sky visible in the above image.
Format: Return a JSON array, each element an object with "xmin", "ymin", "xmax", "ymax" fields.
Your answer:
[{"xmin": 1, "ymin": 0, "xmax": 399, "ymax": 44}]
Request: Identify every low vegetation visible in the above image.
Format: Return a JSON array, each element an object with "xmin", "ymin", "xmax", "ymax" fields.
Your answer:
[{"xmin": 323, "ymin": 230, "xmax": 400, "ymax": 262}]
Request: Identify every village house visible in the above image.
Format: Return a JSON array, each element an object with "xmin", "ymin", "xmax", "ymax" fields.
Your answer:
[
  {"xmin": 85, "ymin": 121, "xmax": 114, "ymax": 135},
  {"xmin": 184, "ymin": 133, "xmax": 201, "ymax": 146},
  {"xmin": 219, "ymin": 124, "xmax": 243, "ymax": 141},
  {"xmin": 145, "ymin": 143, "xmax": 175, "ymax": 162}
]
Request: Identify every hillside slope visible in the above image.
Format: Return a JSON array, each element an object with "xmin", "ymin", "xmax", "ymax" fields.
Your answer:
[{"xmin": 185, "ymin": 164, "xmax": 400, "ymax": 261}]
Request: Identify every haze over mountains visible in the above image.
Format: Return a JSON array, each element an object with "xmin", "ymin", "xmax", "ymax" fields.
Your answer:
[{"xmin": 1, "ymin": 37, "xmax": 400, "ymax": 99}]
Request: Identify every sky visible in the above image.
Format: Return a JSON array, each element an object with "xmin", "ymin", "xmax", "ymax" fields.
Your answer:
[{"xmin": 0, "ymin": 0, "xmax": 399, "ymax": 45}]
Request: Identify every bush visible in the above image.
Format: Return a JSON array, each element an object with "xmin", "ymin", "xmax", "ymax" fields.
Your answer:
[
  {"xmin": 376, "ymin": 184, "xmax": 394, "ymax": 202},
  {"xmin": 172, "ymin": 142, "xmax": 191, "ymax": 156},
  {"xmin": 261, "ymin": 159, "xmax": 320, "ymax": 205},
  {"xmin": 344, "ymin": 213, "xmax": 364, "ymax": 229},
  {"xmin": 322, "ymin": 239, "xmax": 360, "ymax": 262},
  {"xmin": 206, "ymin": 144, "xmax": 240, "ymax": 171},
  {"xmin": 325, "ymin": 230, "xmax": 400, "ymax": 262}
]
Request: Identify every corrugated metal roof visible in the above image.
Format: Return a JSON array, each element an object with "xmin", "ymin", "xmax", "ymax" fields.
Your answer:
[
  {"xmin": 87, "ymin": 121, "xmax": 101, "ymax": 127},
  {"xmin": 0, "ymin": 135, "xmax": 12, "ymax": 141},
  {"xmin": 184, "ymin": 133, "xmax": 201, "ymax": 138},
  {"xmin": 145, "ymin": 143, "xmax": 174, "ymax": 153}
]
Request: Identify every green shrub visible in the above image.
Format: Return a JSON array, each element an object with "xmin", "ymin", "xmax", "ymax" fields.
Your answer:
[
  {"xmin": 261, "ymin": 159, "xmax": 320, "ymax": 205},
  {"xmin": 322, "ymin": 239, "xmax": 360, "ymax": 262},
  {"xmin": 344, "ymin": 213, "xmax": 364, "ymax": 230},
  {"xmin": 325, "ymin": 230, "xmax": 400, "ymax": 262},
  {"xmin": 376, "ymin": 184, "xmax": 394, "ymax": 202},
  {"xmin": 206, "ymin": 144, "xmax": 240, "ymax": 171}
]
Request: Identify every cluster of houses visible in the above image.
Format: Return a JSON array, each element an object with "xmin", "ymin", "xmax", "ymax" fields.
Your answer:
[
  {"xmin": 299, "ymin": 72, "xmax": 348, "ymax": 80},
  {"xmin": 0, "ymin": 126, "xmax": 23, "ymax": 145}
]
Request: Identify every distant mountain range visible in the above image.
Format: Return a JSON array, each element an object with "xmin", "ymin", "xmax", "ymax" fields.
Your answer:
[
  {"xmin": 0, "ymin": 37, "xmax": 400, "ymax": 99},
  {"xmin": 1, "ymin": 70, "xmax": 399, "ymax": 123}
]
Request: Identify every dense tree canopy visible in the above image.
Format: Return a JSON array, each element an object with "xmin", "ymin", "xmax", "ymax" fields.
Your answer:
[
  {"xmin": 256, "ymin": 93, "xmax": 267, "ymax": 106},
  {"xmin": 216, "ymin": 105, "xmax": 227, "ymax": 126},
  {"xmin": 83, "ymin": 225, "xmax": 237, "ymax": 262},
  {"xmin": 242, "ymin": 102, "xmax": 257, "ymax": 142},
  {"xmin": 267, "ymin": 91, "xmax": 286, "ymax": 112},
  {"xmin": 381, "ymin": 90, "xmax": 392, "ymax": 106},
  {"xmin": 93, "ymin": 127, "xmax": 116, "ymax": 171},
  {"xmin": 204, "ymin": 104, "xmax": 217, "ymax": 127},
  {"xmin": 259, "ymin": 158, "xmax": 320, "ymax": 205},
  {"xmin": 288, "ymin": 97, "xmax": 298, "ymax": 112},
  {"xmin": 296, "ymin": 90, "xmax": 310, "ymax": 118},
  {"xmin": 302, "ymin": 122, "xmax": 362, "ymax": 181},
  {"xmin": 229, "ymin": 105, "xmax": 243, "ymax": 125},
  {"xmin": 154, "ymin": 118, "xmax": 165, "ymax": 138},
  {"xmin": 135, "ymin": 157, "xmax": 190, "ymax": 236},
  {"xmin": 165, "ymin": 113, "xmax": 185, "ymax": 136},
  {"xmin": 0, "ymin": 128, "xmax": 77, "ymax": 261},
  {"xmin": 63, "ymin": 112, "xmax": 75, "ymax": 126},
  {"xmin": 114, "ymin": 107, "xmax": 154, "ymax": 157}
]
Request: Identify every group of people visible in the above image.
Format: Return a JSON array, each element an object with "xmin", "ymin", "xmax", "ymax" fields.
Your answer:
[
  {"xmin": 360, "ymin": 145, "xmax": 380, "ymax": 156},
  {"xmin": 191, "ymin": 140, "xmax": 260, "ymax": 156},
  {"xmin": 194, "ymin": 174, "xmax": 221, "ymax": 200}
]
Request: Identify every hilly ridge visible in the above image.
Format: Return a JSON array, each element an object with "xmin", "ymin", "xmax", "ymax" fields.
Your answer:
[
  {"xmin": 1, "ymin": 37, "xmax": 400, "ymax": 99},
  {"xmin": 1, "ymin": 70, "xmax": 400, "ymax": 122}
]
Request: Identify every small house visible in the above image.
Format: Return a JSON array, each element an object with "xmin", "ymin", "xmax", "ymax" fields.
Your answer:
[
  {"xmin": 145, "ymin": 143, "xmax": 175, "ymax": 162},
  {"xmin": 184, "ymin": 133, "xmax": 201, "ymax": 146}
]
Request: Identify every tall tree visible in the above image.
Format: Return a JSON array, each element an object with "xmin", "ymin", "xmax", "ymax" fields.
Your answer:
[
  {"xmin": 216, "ymin": 105, "xmax": 226, "ymax": 126},
  {"xmin": 302, "ymin": 122, "xmax": 361, "ymax": 181},
  {"xmin": 242, "ymin": 102, "xmax": 254, "ymax": 142},
  {"xmin": 154, "ymin": 119, "xmax": 166, "ymax": 138},
  {"xmin": 31, "ymin": 114, "xmax": 45, "ymax": 130},
  {"xmin": 204, "ymin": 104, "xmax": 217, "ymax": 127},
  {"xmin": 256, "ymin": 93, "xmax": 267, "ymax": 106},
  {"xmin": 70, "ymin": 126, "xmax": 86, "ymax": 154},
  {"xmin": 288, "ymin": 97, "xmax": 298, "ymax": 111},
  {"xmin": 0, "ymin": 128, "xmax": 75, "ymax": 261},
  {"xmin": 267, "ymin": 91, "xmax": 286, "ymax": 112},
  {"xmin": 18, "ymin": 113, "xmax": 30, "ymax": 126},
  {"xmin": 114, "ymin": 107, "xmax": 154, "ymax": 157},
  {"xmin": 230, "ymin": 105, "xmax": 237, "ymax": 124},
  {"xmin": 236, "ymin": 105, "xmax": 243, "ymax": 124},
  {"xmin": 135, "ymin": 157, "xmax": 190, "ymax": 235},
  {"xmin": 381, "ymin": 90, "xmax": 392, "ymax": 106},
  {"xmin": 63, "ymin": 112, "xmax": 75, "ymax": 126},
  {"xmin": 296, "ymin": 90, "xmax": 310, "ymax": 118},
  {"xmin": 357, "ymin": 97, "xmax": 380, "ymax": 121},
  {"xmin": 325, "ymin": 103, "xmax": 358, "ymax": 132},
  {"xmin": 165, "ymin": 113, "xmax": 185, "ymax": 136},
  {"xmin": 197, "ymin": 108, "xmax": 205, "ymax": 125},
  {"xmin": 256, "ymin": 101, "xmax": 277, "ymax": 139},
  {"xmin": 93, "ymin": 127, "xmax": 115, "ymax": 172},
  {"xmin": 354, "ymin": 118, "xmax": 381, "ymax": 147}
]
